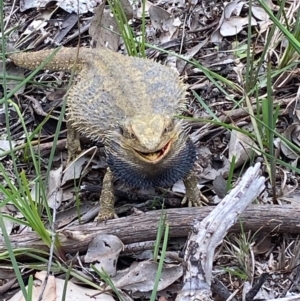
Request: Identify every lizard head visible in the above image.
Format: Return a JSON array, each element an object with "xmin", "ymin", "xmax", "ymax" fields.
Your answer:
[
  {"xmin": 120, "ymin": 114, "xmax": 176, "ymax": 164},
  {"xmin": 105, "ymin": 114, "xmax": 196, "ymax": 188}
]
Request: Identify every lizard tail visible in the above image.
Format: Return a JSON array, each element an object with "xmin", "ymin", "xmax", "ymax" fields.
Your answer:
[{"xmin": 9, "ymin": 47, "xmax": 91, "ymax": 72}]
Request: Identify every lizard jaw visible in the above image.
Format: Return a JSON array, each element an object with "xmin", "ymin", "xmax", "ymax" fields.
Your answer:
[
  {"xmin": 106, "ymin": 133, "xmax": 196, "ymax": 188},
  {"xmin": 133, "ymin": 140, "xmax": 172, "ymax": 164}
]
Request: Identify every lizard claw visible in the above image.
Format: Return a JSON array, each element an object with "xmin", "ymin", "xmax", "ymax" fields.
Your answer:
[
  {"xmin": 94, "ymin": 211, "xmax": 117, "ymax": 223},
  {"xmin": 182, "ymin": 171, "xmax": 208, "ymax": 207}
]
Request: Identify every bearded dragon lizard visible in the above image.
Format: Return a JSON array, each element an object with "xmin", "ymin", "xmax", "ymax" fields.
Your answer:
[{"xmin": 9, "ymin": 47, "xmax": 205, "ymax": 221}]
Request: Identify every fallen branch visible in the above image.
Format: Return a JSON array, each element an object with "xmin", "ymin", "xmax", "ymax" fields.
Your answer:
[
  {"xmin": 4, "ymin": 205, "xmax": 300, "ymax": 254},
  {"xmin": 176, "ymin": 163, "xmax": 265, "ymax": 301},
  {"xmin": 3, "ymin": 193, "xmax": 300, "ymax": 255}
]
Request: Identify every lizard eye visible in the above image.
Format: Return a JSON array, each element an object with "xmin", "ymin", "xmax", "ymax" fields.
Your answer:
[
  {"xmin": 164, "ymin": 125, "xmax": 172, "ymax": 133},
  {"xmin": 118, "ymin": 125, "xmax": 136, "ymax": 139},
  {"xmin": 117, "ymin": 126, "xmax": 124, "ymax": 135}
]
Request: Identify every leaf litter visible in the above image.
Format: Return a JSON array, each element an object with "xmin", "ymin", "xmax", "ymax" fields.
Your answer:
[{"xmin": 1, "ymin": 0, "xmax": 300, "ymax": 299}]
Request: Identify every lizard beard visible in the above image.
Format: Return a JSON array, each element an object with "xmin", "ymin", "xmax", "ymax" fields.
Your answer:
[{"xmin": 105, "ymin": 132, "xmax": 196, "ymax": 188}]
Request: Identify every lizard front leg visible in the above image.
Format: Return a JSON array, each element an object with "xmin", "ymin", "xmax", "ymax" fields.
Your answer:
[
  {"xmin": 182, "ymin": 171, "xmax": 208, "ymax": 207},
  {"xmin": 66, "ymin": 121, "xmax": 81, "ymax": 162},
  {"xmin": 95, "ymin": 167, "xmax": 117, "ymax": 222},
  {"xmin": 67, "ymin": 123, "xmax": 116, "ymax": 221}
]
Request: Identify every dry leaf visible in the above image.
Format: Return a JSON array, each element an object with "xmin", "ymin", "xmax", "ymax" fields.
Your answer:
[
  {"xmin": 210, "ymin": 0, "xmax": 240, "ymax": 43},
  {"xmin": 117, "ymin": 0, "xmax": 134, "ymax": 20},
  {"xmin": 0, "ymin": 140, "xmax": 17, "ymax": 160},
  {"xmin": 252, "ymin": 233, "xmax": 273, "ymax": 254},
  {"xmin": 19, "ymin": 9, "xmax": 57, "ymax": 48},
  {"xmin": 47, "ymin": 166, "xmax": 63, "ymax": 209},
  {"xmin": 252, "ymin": 6, "xmax": 269, "ymax": 21},
  {"xmin": 0, "ymin": 206, "xmax": 14, "ymax": 236},
  {"xmin": 265, "ymin": 0, "xmax": 277, "ymax": 10},
  {"xmin": 223, "ymin": 0, "xmax": 245, "ymax": 19},
  {"xmin": 0, "ymin": 62, "xmax": 25, "ymax": 95},
  {"xmin": 62, "ymin": 146, "xmax": 97, "ymax": 185},
  {"xmin": 258, "ymin": 19, "xmax": 273, "ymax": 33},
  {"xmin": 220, "ymin": 16, "xmax": 257, "ymax": 37},
  {"xmin": 228, "ymin": 130, "xmax": 259, "ymax": 167},
  {"xmin": 176, "ymin": 39, "xmax": 208, "ymax": 73},
  {"xmin": 242, "ymin": 280, "xmax": 274, "ymax": 300},
  {"xmin": 149, "ymin": 5, "xmax": 180, "ymax": 43},
  {"xmin": 20, "ymin": 0, "xmax": 102, "ymax": 14},
  {"xmin": 172, "ymin": 180, "xmax": 204, "ymax": 194},
  {"xmin": 281, "ymin": 124, "xmax": 300, "ymax": 159},
  {"xmin": 90, "ymin": 5, "xmax": 120, "ymax": 50},
  {"xmin": 9, "ymin": 271, "xmax": 114, "ymax": 301},
  {"xmin": 136, "ymin": 0, "xmax": 152, "ymax": 18},
  {"xmin": 47, "ymin": 201, "xmax": 95, "ymax": 228},
  {"xmin": 54, "ymin": 13, "xmax": 79, "ymax": 44},
  {"xmin": 20, "ymin": 0, "xmax": 48, "ymax": 12},
  {"xmin": 211, "ymin": 1, "xmax": 264, "ymax": 42},
  {"xmin": 213, "ymin": 175, "xmax": 227, "ymax": 198},
  {"xmin": 23, "ymin": 19, "xmax": 47, "ymax": 35},
  {"xmin": 61, "ymin": 156, "xmax": 88, "ymax": 186},
  {"xmin": 114, "ymin": 261, "xmax": 183, "ymax": 292},
  {"xmin": 85, "ymin": 234, "xmax": 123, "ymax": 277}
]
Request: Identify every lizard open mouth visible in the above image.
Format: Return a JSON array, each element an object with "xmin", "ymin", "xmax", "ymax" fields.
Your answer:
[{"xmin": 134, "ymin": 140, "xmax": 172, "ymax": 163}]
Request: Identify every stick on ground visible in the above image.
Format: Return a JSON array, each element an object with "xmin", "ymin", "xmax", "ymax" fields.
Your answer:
[{"xmin": 176, "ymin": 163, "xmax": 265, "ymax": 301}]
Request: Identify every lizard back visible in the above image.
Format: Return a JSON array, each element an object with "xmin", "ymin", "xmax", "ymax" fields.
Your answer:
[
  {"xmin": 10, "ymin": 47, "xmax": 188, "ymax": 141},
  {"xmin": 67, "ymin": 49, "xmax": 188, "ymax": 140}
]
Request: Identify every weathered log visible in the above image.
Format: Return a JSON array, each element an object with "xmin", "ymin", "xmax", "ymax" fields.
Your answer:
[{"xmin": 3, "ymin": 204, "xmax": 300, "ymax": 255}]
